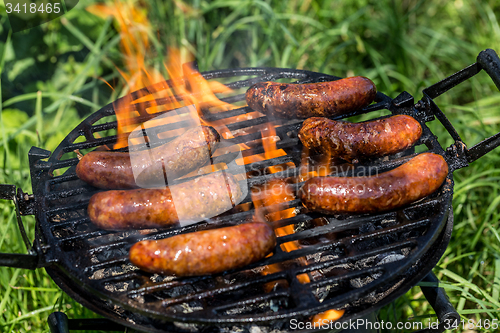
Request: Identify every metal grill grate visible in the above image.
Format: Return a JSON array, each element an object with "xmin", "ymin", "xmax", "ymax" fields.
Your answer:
[{"xmin": 22, "ymin": 67, "xmax": 456, "ymax": 333}]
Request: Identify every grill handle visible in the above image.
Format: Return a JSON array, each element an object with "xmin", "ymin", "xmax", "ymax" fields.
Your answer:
[
  {"xmin": 477, "ymin": 48, "xmax": 500, "ymax": 90},
  {"xmin": 0, "ymin": 184, "xmax": 39, "ymax": 269},
  {"xmin": 48, "ymin": 312, "xmax": 69, "ymax": 333},
  {"xmin": 415, "ymin": 272, "xmax": 460, "ymax": 333},
  {"xmin": 419, "ymin": 48, "xmax": 500, "ymax": 167}
]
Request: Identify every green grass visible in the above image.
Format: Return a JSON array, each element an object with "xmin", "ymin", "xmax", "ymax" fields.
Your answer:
[{"xmin": 1, "ymin": 0, "xmax": 500, "ymax": 332}]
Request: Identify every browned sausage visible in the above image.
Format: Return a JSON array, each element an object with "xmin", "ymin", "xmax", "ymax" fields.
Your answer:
[
  {"xmin": 298, "ymin": 115, "xmax": 422, "ymax": 162},
  {"xmin": 129, "ymin": 222, "xmax": 276, "ymax": 276},
  {"xmin": 299, "ymin": 153, "xmax": 448, "ymax": 215},
  {"xmin": 88, "ymin": 171, "xmax": 243, "ymax": 230},
  {"xmin": 76, "ymin": 125, "xmax": 220, "ymax": 189},
  {"xmin": 245, "ymin": 76, "xmax": 377, "ymax": 118}
]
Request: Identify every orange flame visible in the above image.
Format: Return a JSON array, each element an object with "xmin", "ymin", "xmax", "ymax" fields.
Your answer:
[
  {"xmin": 312, "ymin": 309, "xmax": 346, "ymax": 327},
  {"xmin": 297, "ymin": 146, "xmax": 335, "ymax": 182},
  {"xmin": 87, "ymin": 1, "xmax": 234, "ymax": 149},
  {"xmin": 250, "ymin": 126, "xmax": 343, "ymax": 321}
]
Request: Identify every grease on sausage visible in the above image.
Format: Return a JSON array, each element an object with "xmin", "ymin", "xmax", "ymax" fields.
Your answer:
[
  {"xmin": 298, "ymin": 115, "xmax": 422, "ymax": 162},
  {"xmin": 129, "ymin": 222, "xmax": 276, "ymax": 276},
  {"xmin": 88, "ymin": 171, "xmax": 243, "ymax": 230},
  {"xmin": 299, "ymin": 153, "xmax": 448, "ymax": 215},
  {"xmin": 245, "ymin": 76, "xmax": 377, "ymax": 118},
  {"xmin": 76, "ymin": 125, "xmax": 220, "ymax": 189}
]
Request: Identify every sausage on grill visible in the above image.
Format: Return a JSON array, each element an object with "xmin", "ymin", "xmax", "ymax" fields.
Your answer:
[
  {"xmin": 88, "ymin": 171, "xmax": 243, "ymax": 230},
  {"xmin": 76, "ymin": 125, "xmax": 220, "ymax": 189},
  {"xmin": 298, "ymin": 115, "xmax": 422, "ymax": 162},
  {"xmin": 245, "ymin": 76, "xmax": 377, "ymax": 118},
  {"xmin": 129, "ymin": 222, "xmax": 276, "ymax": 276},
  {"xmin": 299, "ymin": 153, "xmax": 448, "ymax": 215}
]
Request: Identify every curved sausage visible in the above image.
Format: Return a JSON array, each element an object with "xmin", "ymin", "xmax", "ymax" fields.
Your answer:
[
  {"xmin": 299, "ymin": 153, "xmax": 448, "ymax": 215},
  {"xmin": 245, "ymin": 76, "xmax": 377, "ymax": 118},
  {"xmin": 298, "ymin": 115, "xmax": 422, "ymax": 162},
  {"xmin": 76, "ymin": 125, "xmax": 220, "ymax": 189},
  {"xmin": 129, "ymin": 222, "xmax": 276, "ymax": 276},
  {"xmin": 88, "ymin": 171, "xmax": 243, "ymax": 230}
]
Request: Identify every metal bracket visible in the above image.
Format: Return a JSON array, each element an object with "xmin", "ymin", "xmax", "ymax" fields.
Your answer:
[
  {"xmin": 444, "ymin": 141, "xmax": 469, "ymax": 171},
  {"xmin": 0, "ymin": 184, "xmax": 34, "ymax": 249},
  {"xmin": 28, "ymin": 146, "xmax": 52, "ymax": 194},
  {"xmin": 417, "ymin": 49, "xmax": 500, "ymax": 168},
  {"xmin": 0, "ymin": 146, "xmax": 51, "ymax": 269},
  {"xmin": 0, "ymin": 184, "xmax": 39, "ymax": 269}
]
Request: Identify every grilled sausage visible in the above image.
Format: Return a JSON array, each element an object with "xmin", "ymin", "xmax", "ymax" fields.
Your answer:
[
  {"xmin": 245, "ymin": 76, "xmax": 377, "ymax": 118},
  {"xmin": 76, "ymin": 125, "xmax": 220, "ymax": 189},
  {"xmin": 299, "ymin": 153, "xmax": 448, "ymax": 215},
  {"xmin": 88, "ymin": 171, "xmax": 243, "ymax": 230},
  {"xmin": 129, "ymin": 222, "xmax": 276, "ymax": 276},
  {"xmin": 298, "ymin": 115, "xmax": 422, "ymax": 162}
]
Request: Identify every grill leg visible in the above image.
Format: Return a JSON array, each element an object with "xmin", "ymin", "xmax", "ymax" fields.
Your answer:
[
  {"xmin": 48, "ymin": 312, "xmax": 69, "ymax": 333},
  {"xmin": 48, "ymin": 312, "xmax": 127, "ymax": 332},
  {"xmin": 417, "ymin": 272, "xmax": 460, "ymax": 333}
]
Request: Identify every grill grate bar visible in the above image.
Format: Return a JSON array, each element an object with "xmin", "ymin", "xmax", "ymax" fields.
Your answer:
[
  {"xmin": 49, "ymin": 217, "xmax": 89, "ymax": 230},
  {"xmin": 83, "ymin": 257, "xmax": 129, "ymax": 274},
  {"xmin": 98, "ymin": 271, "xmax": 140, "ymax": 284},
  {"xmin": 60, "ymin": 229, "xmax": 111, "ymax": 243},
  {"xmin": 159, "ymin": 273, "xmax": 289, "ymax": 307},
  {"xmin": 345, "ymin": 219, "xmax": 431, "ymax": 245},
  {"xmin": 224, "ymin": 116, "xmax": 270, "ymax": 132},
  {"xmin": 87, "ymin": 241, "xmax": 130, "ymax": 256},
  {"xmin": 45, "ymin": 187, "xmax": 92, "ymax": 201},
  {"xmin": 45, "ymin": 202, "xmax": 89, "ymax": 216},
  {"xmin": 202, "ymin": 105, "xmax": 251, "ymax": 121},
  {"xmin": 50, "ymin": 158, "xmax": 79, "ymax": 170},
  {"xmin": 292, "ymin": 239, "xmax": 417, "ymax": 278},
  {"xmin": 127, "ymin": 277, "xmax": 212, "ymax": 298},
  {"xmin": 49, "ymin": 174, "xmax": 80, "ymax": 185},
  {"xmin": 309, "ymin": 266, "xmax": 386, "ymax": 289},
  {"xmin": 209, "ymin": 290, "xmax": 291, "ymax": 315}
]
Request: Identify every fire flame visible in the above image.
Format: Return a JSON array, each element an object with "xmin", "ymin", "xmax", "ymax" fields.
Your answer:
[
  {"xmin": 250, "ymin": 134, "xmax": 344, "ymax": 322},
  {"xmin": 87, "ymin": 1, "xmax": 235, "ymax": 149}
]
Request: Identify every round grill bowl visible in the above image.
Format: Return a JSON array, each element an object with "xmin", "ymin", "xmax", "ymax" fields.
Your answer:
[{"xmin": 36, "ymin": 67, "xmax": 454, "ymax": 332}]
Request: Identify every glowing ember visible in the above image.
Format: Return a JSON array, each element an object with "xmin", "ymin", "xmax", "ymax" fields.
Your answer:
[{"xmin": 312, "ymin": 309, "xmax": 346, "ymax": 327}]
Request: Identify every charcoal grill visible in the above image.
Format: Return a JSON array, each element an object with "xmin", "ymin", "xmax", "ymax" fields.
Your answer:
[{"xmin": 2, "ymin": 49, "xmax": 500, "ymax": 333}]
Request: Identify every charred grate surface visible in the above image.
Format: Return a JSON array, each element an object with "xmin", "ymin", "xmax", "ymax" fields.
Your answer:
[{"xmin": 31, "ymin": 67, "xmax": 453, "ymax": 331}]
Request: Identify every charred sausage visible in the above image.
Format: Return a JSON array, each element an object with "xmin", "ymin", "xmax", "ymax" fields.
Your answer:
[
  {"xmin": 88, "ymin": 171, "xmax": 243, "ymax": 230},
  {"xmin": 76, "ymin": 125, "xmax": 220, "ymax": 189},
  {"xmin": 129, "ymin": 222, "xmax": 276, "ymax": 276},
  {"xmin": 298, "ymin": 115, "xmax": 422, "ymax": 162},
  {"xmin": 245, "ymin": 76, "xmax": 377, "ymax": 118},
  {"xmin": 299, "ymin": 153, "xmax": 448, "ymax": 215}
]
